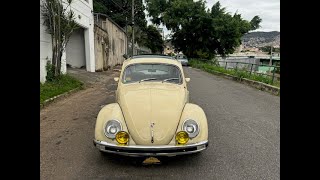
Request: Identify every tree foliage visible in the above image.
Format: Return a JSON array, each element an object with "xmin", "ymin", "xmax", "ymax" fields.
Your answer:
[
  {"xmin": 126, "ymin": 25, "xmax": 164, "ymax": 53},
  {"xmin": 93, "ymin": 0, "xmax": 163, "ymax": 54},
  {"xmin": 126, "ymin": 25, "xmax": 147, "ymax": 45},
  {"xmin": 144, "ymin": 25, "xmax": 164, "ymax": 53},
  {"xmin": 250, "ymin": 16, "xmax": 262, "ymax": 30},
  {"xmin": 93, "ymin": 0, "xmax": 147, "ymax": 30},
  {"xmin": 145, "ymin": 0, "xmax": 262, "ymax": 58},
  {"xmin": 41, "ymin": 0, "xmax": 79, "ymax": 77}
]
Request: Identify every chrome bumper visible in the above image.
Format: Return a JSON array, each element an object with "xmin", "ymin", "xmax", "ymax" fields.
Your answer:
[{"xmin": 93, "ymin": 140, "xmax": 208, "ymax": 157}]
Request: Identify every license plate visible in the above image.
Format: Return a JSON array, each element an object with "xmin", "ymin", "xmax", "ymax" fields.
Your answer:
[{"xmin": 142, "ymin": 157, "xmax": 161, "ymax": 165}]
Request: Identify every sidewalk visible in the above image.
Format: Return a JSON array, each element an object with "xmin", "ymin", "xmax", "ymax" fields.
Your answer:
[
  {"xmin": 67, "ymin": 65, "xmax": 121, "ymax": 87},
  {"xmin": 41, "ymin": 66, "xmax": 121, "ymax": 109}
]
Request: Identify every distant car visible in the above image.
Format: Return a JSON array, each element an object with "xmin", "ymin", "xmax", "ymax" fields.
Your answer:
[
  {"xmin": 176, "ymin": 55, "xmax": 189, "ymax": 66},
  {"xmin": 93, "ymin": 54, "xmax": 208, "ymax": 157}
]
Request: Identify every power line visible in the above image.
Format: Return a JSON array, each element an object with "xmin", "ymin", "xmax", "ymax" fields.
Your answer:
[
  {"xmin": 108, "ymin": 0, "xmax": 127, "ymax": 12},
  {"xmin": 99, "ymin": 0, "xmax": 144, "ymax": 18}
]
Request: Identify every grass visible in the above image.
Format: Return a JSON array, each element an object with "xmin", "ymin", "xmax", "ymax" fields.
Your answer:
[
  {"xmin": 189, "ymin": 59, "xmax": 280, "ymax": 87},
  {"xmin": 40, "ymin": 74, "xmax": 83, "ymax": 105}
]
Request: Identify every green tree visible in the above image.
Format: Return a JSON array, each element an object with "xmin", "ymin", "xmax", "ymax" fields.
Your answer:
[
  {"xmin": 145, "ymin": 0, "xmax": 262, "ymax": 58},
  {"xmin": 250, "ymin": 16, "xmax": 262, "ymax": 30},
  {"xmin": 94, "ymin": 0, "xmax": 163, "ymax": 53},
  {"xmin": 127, "ymin": 25, "xmax": 147, "ymax": 46},
  {"xmin": 41, "ymin": 0, "xmax": 79, "ymax": 77},
  {"xmin": 144, "ymin": 25, "xmax": 164, "ymax": 53},
  {"xmin": 127, "ymin": 25, "xmax": 164, "ymax": 53},
  {"xmin": 93, "ymin": 0, "xmax": 147, "ymax": 30}
]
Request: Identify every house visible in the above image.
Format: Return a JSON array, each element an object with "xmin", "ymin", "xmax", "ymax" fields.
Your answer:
[
  {"xmin": 40, "ymin": 0, "xmax": 95, "ymax": 83},
  {"xmin": 164, "ymin": 39, "xmax": 175, "ymax": 55}
]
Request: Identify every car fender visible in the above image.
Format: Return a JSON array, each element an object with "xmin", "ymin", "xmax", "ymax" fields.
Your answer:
[
  {"xmin": 174, "ymin": 103, "xmax": 208, "ymax": 144},
  {"xmin": 94, "ymin": 103, "xmax": 131, "ymax": 143}
]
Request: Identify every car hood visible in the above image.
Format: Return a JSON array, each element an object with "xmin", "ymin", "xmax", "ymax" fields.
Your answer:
[{"xmin": 118, "ymin": 83, "xmax": 186, "ymax": 145}]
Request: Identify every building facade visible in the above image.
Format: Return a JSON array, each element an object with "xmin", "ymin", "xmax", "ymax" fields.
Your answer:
[
  {"xmin": 40, "ymin": 0, "xmax": 95, "ymax": 83},
  {"xmin": 94, "ymin": 13, "xmax": 127, "ymax": 71}
]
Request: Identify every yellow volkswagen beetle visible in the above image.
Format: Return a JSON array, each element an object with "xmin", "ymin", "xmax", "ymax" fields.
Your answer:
[{"xmin": 93, "ymin": 55, "xmax": 208, "ymax": 157}]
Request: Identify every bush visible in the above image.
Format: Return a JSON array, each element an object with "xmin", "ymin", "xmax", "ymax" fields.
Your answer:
[
  {"xmin": 46, "ymin": 61, "xmax": 56, "ymax": 82},
  {"xmin": 250, "ymin": 73, "xmax": 273, "ymax": 84},
  {"xmin": 234, "ymin": 70, "xmax": 250, "ymax": 80},
  {"xmin": 189, "ymin": 59, "xmax": 279, "ymax": 87}
]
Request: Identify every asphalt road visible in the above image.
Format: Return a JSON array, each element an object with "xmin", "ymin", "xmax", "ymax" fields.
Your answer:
[{"xmin": 40, "ymin": 67, "xmax": 280, "ymax": 180}]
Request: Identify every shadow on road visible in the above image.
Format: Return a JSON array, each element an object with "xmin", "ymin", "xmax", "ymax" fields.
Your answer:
[{"xmin": 99, "ymin": 152, "xmax": 204, "ymax": 167}]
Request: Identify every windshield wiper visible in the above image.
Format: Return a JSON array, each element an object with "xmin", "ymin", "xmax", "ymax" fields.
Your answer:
[
  {"xmin": 162, "ymin": 78, "xmax": 179, "ymax": 83},
  {"xmin": 139, "ymin": 78, "xmax": 157, "ymax": 83}
]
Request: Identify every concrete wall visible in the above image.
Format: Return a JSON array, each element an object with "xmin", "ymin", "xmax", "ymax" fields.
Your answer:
[
  {"xmin": 40, "ymin": 0, "xmax": 95, "ymax": 83},
  {"xmin": 94, "ymin": 15, "xmax": 127, "ymax": 71},
  {"xmin": 66, "ymin": 28, "xmax": 86, "ymax": 68},
  {"xmin": 103, "ymin": 18, "xmax": 126, "ymax": 67},
  {"xmin": 40, "ymin": 1, "xmax": 52, "ymax": 83},
  {"xmin": 218, "ymin": 57, "xmax": 260, "ymax": 71},
  {"xmin": 94, "ymin": 26, "xmax": 109, "ymax": 71}
]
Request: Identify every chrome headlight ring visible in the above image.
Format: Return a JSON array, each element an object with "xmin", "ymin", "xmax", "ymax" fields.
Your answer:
[
  {"xmin": 182, "ymin": 119, "xmax": 200, "ymax": 138},
  {"xmin": 104, "ymin": 120, "xmax": 122, "ymax": 139}
]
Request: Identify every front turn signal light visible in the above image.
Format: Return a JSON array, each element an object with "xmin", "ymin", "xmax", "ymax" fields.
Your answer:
[
  {"xmin": 115, "ymin": 131, "xmax": 129, "ymax": 145},
  {"xmin": 176, "ymin": 131, "xmax": 189, "ymax": 145}
]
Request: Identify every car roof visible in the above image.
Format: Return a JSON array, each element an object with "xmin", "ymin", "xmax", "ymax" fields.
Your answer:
[
  {"xmin": 123, "ymin": 54, "xmax": 182, "ymax": 67},
  {"xmin": 131, "ymin": 54, "xmax": 176, "ymax": 61}
]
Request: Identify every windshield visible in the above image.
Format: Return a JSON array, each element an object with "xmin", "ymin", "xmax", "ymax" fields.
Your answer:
[{"xmin": 122, "ymin": 63, "xmax": 182, "ymax": 84}]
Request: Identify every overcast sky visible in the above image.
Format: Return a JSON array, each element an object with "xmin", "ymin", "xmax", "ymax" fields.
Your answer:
[{"xmin": 145, "ymin": 0, "xmax": 280, "ymax": 37}]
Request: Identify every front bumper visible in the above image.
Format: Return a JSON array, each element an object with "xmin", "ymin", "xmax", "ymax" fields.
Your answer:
[{"xmin": 93, "ymin": 140, "xmax": 208, "ymax": 157}]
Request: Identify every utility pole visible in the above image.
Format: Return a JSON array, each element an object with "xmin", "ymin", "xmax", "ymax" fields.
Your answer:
[
  {"xmin": 269, "ymin": 45, "xmax": 273, "ymax": 66},
  {"xmin": 131, "ymin": 0, "xmax": 135, "ymax": 56},
  {"xmin": 125, "ymin": 17, "xmax": 128, "ymax": 55},
  {"xmin": 269, "ymin": 45, "xmax": 273, "ymax": 74}
]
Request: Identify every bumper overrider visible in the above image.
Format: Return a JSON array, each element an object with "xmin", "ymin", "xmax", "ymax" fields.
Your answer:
[{"xmin": 93, "ymin": 140, "xmax": 208, "ymax": 157}]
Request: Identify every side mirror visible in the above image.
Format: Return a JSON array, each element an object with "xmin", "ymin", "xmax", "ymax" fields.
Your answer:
[
  {"xmin": 114, "ymin": 77, "xmax": 119, "ymax": 82},
  {"xmin": 123, "ymin": 54, "xmax": 128, "ymax": 59},
  {"xmin": 185, "ymin": 78, "xmax": 190, "ymax": 82}
]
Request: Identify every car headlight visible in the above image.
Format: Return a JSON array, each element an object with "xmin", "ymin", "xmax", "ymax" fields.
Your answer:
[
  {"xmin": 116, "ymin": 131, "xmax": 129, "ymax": 145},
  {"xmin": 182, "ymin": 119, "xmax": 200, "ymax": 138},
  {"xmin": 176, "ymin": 131, "xmax": 189, "ymax": 144},
  {"xmin": 104, "ymin": 120, "xmax": 122, "ymax": 139}
]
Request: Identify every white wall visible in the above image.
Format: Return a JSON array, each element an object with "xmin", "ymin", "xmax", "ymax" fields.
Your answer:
[
  {"xmin": 68, "ymin": 0, "xmax": 95, "ymax": 72},
  {"xmin": 40, "ymin": 1, "xmax": 52, "ymax": 83},
  {"xmin": 66, "ymin": 28, "xmax": 86, "ymax": 68},
  {"xmin": 40, "ymin": 0, "xmax": 95, "ymax": 82}
]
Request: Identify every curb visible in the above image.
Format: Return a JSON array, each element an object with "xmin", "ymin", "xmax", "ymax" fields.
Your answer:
[
  {"xmin": 193, "ymin": 68, "xmax": 280, "ymax": 96},
  {"xmin": 40, "ymin": 85, "xmax": 84, "ymax": 110},
  {"xmin": 241, "ymin": 78, "xmax": 280, "ymax": 96}
]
